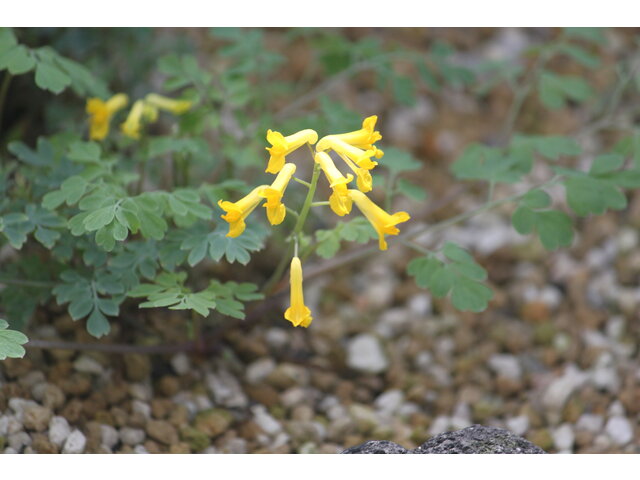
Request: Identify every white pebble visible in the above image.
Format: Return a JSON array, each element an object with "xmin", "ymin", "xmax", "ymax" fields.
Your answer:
[
  {"xmin": 374, "ymin": 390, "xmax": 405, "ymax": 415},
  {"xmin": 132, "ymin": 400, "xmax": 151, "ymax": 419},
  {"xmin": 48, "ymin": 416, "xmax": 71, "ymax": 448},
  {"xmin": 134, "ymin": 445, "xmax": 150, "ymax": 454},
  {"xmin": 129, "ymin": 383, "xmax": 152, "ymax": 401},
  {"xmin": 605, "ymin": 416, "xmax": 634, "ymax": 446},
  {"xmin": 73, "ymin": 355, "xmax": 104, "ymax": 375},
  {"xmin": 552, "ymin": 424, "xmax": 575, "ymax": 451},
  {"xmin": 245, "ymin": 358, "xmax": 276, "ymax": 384},
  {"xmin": 506, "ymin": 416, "xmax": 530, "ymax": 436},
  {"xmin": 576, "ymin": 413, "xmax": 604, "ymax": 433},
  {"xmin": 119, "ymin": 427, "xmax": 145, "ymax": 446},
  {"xmin": 62, "ymin": 429, "xmax": 87, "ymax": 454},
  {"xmin": 170, "ymin": 353, "xmax": 191, "ymax": 376},
  {"xmin": 9, "ymin": 432, "xmax": 32, "ymax": 451},
  {"xmin": 488, "ymin": 354, "xmax": 522, "ymax": 380},
  {"xmin": 205, "ymin": 369, "xmax": 249, "ymax": 408},
  {"xmin": 251, "ymin": 405, "xmax": 282, "ymax": 436},
  {"xmin": 428, "ymin": 416, "xmax": 450, "ymax": 436},
  {"xmin": 408, "ymin": 294, "xmax": 432, "ymax": 316},
  {"xmin": 100, "ymin": 425, "xmax": 119, "ymax": 449},
  {"xmin": 346, "ymin": 333, "xmax": 389, "ymax": 374}
]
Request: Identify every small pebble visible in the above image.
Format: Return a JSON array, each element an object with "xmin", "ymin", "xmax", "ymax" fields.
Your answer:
[
  {"xmin": 100, "ymin": 425, "xmax": 119, "ymax": 449},
  {"xmin": 73, "ymin": 355, "xmax": 105, "ymax": 375},
  {"xmin": 48, "ymin": 416, "xmax": 71, "ymax": 448},
  {"xmin": 62, "ymin": 429, "xmax": 87, "ymax": 454},
  {"xmin": 552, "ymin": 424, "xmax": 575, "ymax": 451},
  {"xmin": 120, "ymin": 427, "xmax": 146, "ymax": 446},
  {"xmin": 170, "ymin": 353, "xmax": 191, "ymax": 376},
  {"xmin": 605, "ymin": 416, "xmax": 634, "ymax": 446},
  {"xmin": 346, "ymin": 334, "xmax": 389, "ymax": 374}
]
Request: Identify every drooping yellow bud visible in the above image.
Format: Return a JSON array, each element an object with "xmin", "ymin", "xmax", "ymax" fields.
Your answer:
[
  {"xmin": 86, "ymin": 93, "xmax": 129, "ymax": 141},
  {"xmin": 121, "ymin": 100, "xmax": 146, "ymax": 140},
  {"xmin": 145, "ymin": 93, "xmax": 193, "ymax": 115},
  {"xmin": 348, "ymin": 189, "xmax": 410, "ymax": 251},
  {"xmin": 218, "ymin": 185, "xmax": 268, "ymax": 238},
  {"xmin": 265, "ymin": 129, "xmax": 318, "ymax": 174},
  {"xmin": 331, "ymin": 150, "xmax": 373, "ymax": 193},
  {"xmin": 315, "ymin": 152, "xmax": 353, "ymax": 216},
  {"xmin": 284, "ymin": 256, "xmax": 312, "ymax": 328},
  {"xmin": 316, "ymin": 136, "xmax": 378, "ymax": 170},
  {"xmin": 260, "ymin": 163, "xmax": 296, "ymax": 225}
]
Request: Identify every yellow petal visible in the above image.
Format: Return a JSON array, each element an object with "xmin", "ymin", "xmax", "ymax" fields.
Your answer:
[
  {"xmin": 284, "ymin": 257, "xmax": 313, "ymax": 328},
  {"xmin": 218, "ymin": 186, "xmax": 267, "ymax": 237},
  {"xmin": 145, "ymin": 93, "xmax": 193, "ymax": 115},
  {"xmin": 348, "ymin": 189, "xmax": 410, "ymax": 251},
  {"xmin": 266, "ymin": 129, "xmax": 318, "ymax": 174}
]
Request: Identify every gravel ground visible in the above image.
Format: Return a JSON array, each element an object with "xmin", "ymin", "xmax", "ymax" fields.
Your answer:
[{"xmin": 1, "ymin": 203, "xmax": 639, "ymax": 453}]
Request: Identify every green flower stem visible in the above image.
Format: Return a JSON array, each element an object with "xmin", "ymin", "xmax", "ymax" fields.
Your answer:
[
  {"xmin": 285, "ymin": 207, "xmax": 300, "ymax": 219},
  {"xmin": 0, "ymin": 72, "xmax": 12, "ymax": 155},
  {"xmin": 293, "ymin": 177, "xmax": 311, "ymax": 188},
  {"xmin": 310, "ymin": 201, "xmax": 329, "ymax": 207}
]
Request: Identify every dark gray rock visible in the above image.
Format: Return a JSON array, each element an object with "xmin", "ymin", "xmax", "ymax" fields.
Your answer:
[
  {"xmin": 342, "ymin": 425, "xmax": 545, "ymax": 454},
  {"xmin": 342, "ymin": 440, "xmax": 408, "ymax": 454},
  {"xmin": 412, "ymin": 425, "xmax": 545, "ymax": 454}
]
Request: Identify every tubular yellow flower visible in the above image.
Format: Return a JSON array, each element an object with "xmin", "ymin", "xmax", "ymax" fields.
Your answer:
[
  {"xmin": 284, "ymin": 256, "xmax": 313, "ymax": 328},
  {"xmin": 260, "ymin": 163, "xmax": 296, "ymax": 225},
  {"xmin": 332, "ymin": 151, "xmax": 372, "ymax": 193},
  {"xmin": 265, "ymin": 129, "xmax": 318, "ymax": 174},
  {"xmin": 315, "ymin": 152, "xmax": 353, "ymax": 216},
  {"xmin": 86, "ymin": 93, "xmax": 129, "ymax": 141},
  {"xmin": 348, "ymin": 189, "xmax": 410, "ymax": 251},
  {"xmin": 334, "ymin": 115, "xmax": 382, "ymax": 147},
  {"xmin": 145, "ymin": 93, "xmax": 193, "ymax": 115},
  {"xmin": 218, "ymin": 185, "xmax": 267, "ymax": 238},
  {"xmin": 316, "ymin": 136, "xmax": 378, "ymax": 170},
  {"xmin": 121, "ymin": 100, "xmax": 146, "ymax": 139}
]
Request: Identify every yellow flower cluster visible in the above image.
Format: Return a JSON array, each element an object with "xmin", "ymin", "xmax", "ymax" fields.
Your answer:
[
  {"xmin": 218, "ymin": 116, "xmax": 410, "ymax": 328},
  {"xmin": 86, "ymin": 93, "xmax": 193, "ymax": 141}
]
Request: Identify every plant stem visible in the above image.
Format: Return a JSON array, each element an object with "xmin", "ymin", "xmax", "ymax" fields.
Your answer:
[
  {"xmin": 292, "ymin": 177, "xmax": 311, "ymax": 188},
  {"xmin": 0, "ymin": 278, "xmax": 55, "ymax": 288},
  {"xmin": 0, "ymin": 72, "xmax": 12, "ymax": 146},
  {"xmin": 311, "ymin": 201, "xmax": 329, "ymax": 207},
  {"xmin": 293, "ymin": 162, "xmax": 321, "ymax": 237}
]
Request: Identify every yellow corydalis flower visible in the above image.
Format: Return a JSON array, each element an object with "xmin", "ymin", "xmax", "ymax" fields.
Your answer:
[
  {"xmin": 145, "ymin": 93, "xmax": 193, "ymax": 115},
  {"xmin": 348, "ymin": 189, "xmax": 410, "ymax": 251},
  {"xmin": 315, "ymin": 151, "xmax": 353, "ymax": 216},
  {"xmin": 86, "ymin": 93, "xmax": 129, "ymax": 141},
  {"xmin": 265, "ymin": 129, "xmax": 318, "ymax": 174},
  {"xmin": 218, "ymin": 185, "xmax": 267, "ymax": 238},
  {"xmin": 334, "ymin": 115, "xmax": 383, "ymax": 148},
  {"xmin": 316, "ymin": 136, "xmax": 378, "ymax": 170},
  {"xmin": 121, "ymin": 100, "xmax": 146, "ymax": 139},
  {"xmin": 284, "ymin": 256, "xmax": 312, "ymax": 328},
  {"xmin": 260, "ymin": 163, "xmax": 296, "ymax": 225}
]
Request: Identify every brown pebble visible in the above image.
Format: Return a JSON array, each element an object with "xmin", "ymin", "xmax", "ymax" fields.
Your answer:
[
  {"xmin": 110, "ymin": 407, "xmax": 129, "ymax": 427},
  {"xmin": 146, "ymin": 420, "xmax": 179, "ymax": 445},
  {"xmin": 129, "ymin": 410, "xmax": 148, "ymax": 429},
  {"xmin": 61, "ymin": 399, "xmax": 84, "ymax": 423},
  {"xmin": 245, "ymin": 384, "xmax": 280, "ymax": 407},
  {"xmin": 168, "ymin": 405, "xmax": 189, "ymax": 429},
  {"xmin": 41, "ymin": 384, "xmax": 66, "ymax": 410},
  {"xmin": 2, "ymin": 358, "xmax": 33, "ymax": 378},
  {"xmin": 237, "ymin": 420, "xmax": 263, "ymax": 441},
  {"xmin": 48, "ymin": 361, "xmax": 73, "ymax": 383},
  {"xmin": 117, "ymin": 445, "xmax": 134, "ymax": 454},
  {"xmin": 521, "ymin": 301, "xmax": 550, "ymax": 323},
  {"xmin": 61, "ymin": 373, "xmax": 92, "ymax": 396},
  {"xmin": 105, "ymin": 382, "xmax": 129, "ymax": 405},
  {"xmin": 157, "ymin": 376, "xmax": 181, "ymax": 397},
  {"xmin": 85, "ymin": 421, "xmax": 103, "ymax": 452},
  {"xmin": 169, "ymin": 442, "xmax": 191, "ymax": 454},
  {"xmin": 194, "ymin": 409, "xmax": 233, "ymax": 438},
  {"xmin": 124, "ymin": 354, "xmax": 152, "ymax": 382},
  {"xmin": 151, "ymin": 398, "xmax": 174, "ymax": 419},
  {"xmin": 143, "ymin": 439, "xmax": 164, "ymax": 453},
  {"xmin": 32, "ymin": 433, "xmax": 58, "ymax": 454},
  {"xmin": 23, "ymin": 405, "xmax": 53, "ymax": 432}
]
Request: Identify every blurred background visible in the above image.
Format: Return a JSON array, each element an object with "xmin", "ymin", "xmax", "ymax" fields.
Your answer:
[{"xmin": 1, "ymin": 27, "xmax": 639, "ymax": 454}]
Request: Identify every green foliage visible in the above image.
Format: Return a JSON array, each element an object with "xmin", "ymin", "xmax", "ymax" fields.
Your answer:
[
  {"xmin": 128, "ymin": 272, "xmax": 262, "ymax": 319},
  {"xmin": 315, "ymin": 218, "xmax": 377, "ymax": 259},
  {"xmin": 0, "ymin": 319, "xmax": 29, "ymax": 360},
  {"xmin": 538, "ymin": 72, "xmax": 593, "ymax": 110},
  {"xmin": 408, "ymin": 242, "xmax": 493, "ymax": 312},
  {"xmin": 556, "ymin": 153, "xmax": 640, "ymax": 216},
  {"xmin": 0, "ymin": 28, "xmax": 108, "ymax": 96}
]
